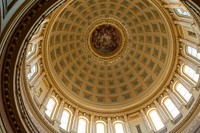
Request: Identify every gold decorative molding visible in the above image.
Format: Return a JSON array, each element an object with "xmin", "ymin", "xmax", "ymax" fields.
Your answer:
[{"xmin": 84, "ymin": 17, "xmax": 128, "ymax": 64}]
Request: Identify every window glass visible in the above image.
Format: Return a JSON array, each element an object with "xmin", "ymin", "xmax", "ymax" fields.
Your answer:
[
  {"xmin": 163, "ymin": 98, "xmax": 180, "ymax": 118},
  {"xmin": 187, "ymin": 46, "xmax": 200, "ymax": 60},
  {"xmin": 183, "ymin": 65, "xmax": 199, "ymax": 82},
  {"xmin": 60, "ymin": 110, "xmax": 70, "ymax": 130},
  {"xmin": 175, "ymin": 83, "xmax": 192, "ymax": 102},
  {"xmin": 149, "ymin": 110, "xmax": 165, "ymax": 131},
  {"xmin": 28, "ymin": 64, "xmax": 37, "ymax": 79},
  {"xmin": 77, "ymin": 118, "xmax": 87, "ymax": 133},
  {"xmin": 45, "ymin": 98, "xmax": 56, "ymax": 118},
  {"xmin": 96, "ymin": 122, "xmax": 105, "ymax": 133},
  {"xmin": 114, "ymin": 122, "xmax": 124, "ymax": 133},
  {"xmin": 176, "ymin": 8, "xmax": 190, "ymax": 16}
]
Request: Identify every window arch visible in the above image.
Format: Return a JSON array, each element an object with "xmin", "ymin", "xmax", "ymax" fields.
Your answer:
[
  {"xmin": 27, "ymin": 43, "xmax": 36, "ymax": 57},
  {"xmin": 182, "ymin": 65, "xmax": 199, "ymax": 83},
  {"xmin": 175, "ymin": 83, "xmax": 192, "ymax": 102},
  {"xmin": 27, "ymin": 64, "xmax": 38, "ymax": 80},
  {"xmin": 148, "ymin": 109, "xmax": 165, "ymax": 131},
  {"xmin": 186, "ymin": 45, "xmax": 200, "ymax": 60},
  {"xmin": 114, "ymin": 121, "xmax": 125, "ymax": 133},
  {"xmin": 77, "ymin": 117, "xmax": 88, "ymax": 133},
  {"xmin": 60, "ymin": 109, "xmax": 72, "ymax": 131},
  {"xmin": 45, "ymin": 97, "xmax": 58, "ymax": 118},
  {"xmin": 162, "ymin": 97, "xmax": 180, "ymax": 119},
  {"xmin": 175, "ymin": 8, "xmax": 190, "ymax": 16},
  {"xmin": 96, "ymin": 121, "xmax": 106, "ymax": 133}
]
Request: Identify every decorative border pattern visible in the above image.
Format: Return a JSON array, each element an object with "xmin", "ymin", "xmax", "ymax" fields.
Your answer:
[{"xmin": 84, "ymin": 17, "xmax": 128, "ymax": 64}]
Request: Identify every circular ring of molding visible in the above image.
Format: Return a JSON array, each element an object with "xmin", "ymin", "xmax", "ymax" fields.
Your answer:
[{"xmin": 84, "ymin": 18, "xmax": 128, "ymax": 64}]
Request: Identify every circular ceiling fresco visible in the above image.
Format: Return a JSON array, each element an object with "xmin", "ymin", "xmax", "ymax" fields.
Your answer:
[
  {"xmin": 44, "ymin": 0, "xmax": 175, "ymax": 111},
  {"xmin": 85, "ymin": 18, "xmax": 128, "ymax": 62},
  {"xmin": 91, "ymin": 24, "xmax": 121, "ymax": 54}
]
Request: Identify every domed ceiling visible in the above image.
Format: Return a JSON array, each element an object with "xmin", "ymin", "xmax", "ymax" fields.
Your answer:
[{"xmin": 44, "ymin": 0, "xmax": 175, "ymax": 110}]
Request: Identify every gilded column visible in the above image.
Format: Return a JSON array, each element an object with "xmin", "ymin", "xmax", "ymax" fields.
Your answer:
[
  {"xmin": 175, "ymin": 73, "xmax": 194, "ymax": 92},
  {"xmin": 107, "ymin": 117, "xmax": 113, "ymax": 133},
  {"xmin": 71, "ymin": 108, "xmax": 79, "ymax": 132},
  {"xmin": 28, "ymin": 55, "xmax": 42, "ymax": 66},
  {"xmin": 166, "ymin": 89, "xmax": 184, "ymax": 109},
  {"xmin": 174, "ymin": 20, "xmax": 198, "ymax": 31},
  {"xmin": 180, "ymin": 56, "xmax": 199, "ymax": 72},
  {"xmin": 55, "ymin": 100, "xmax": 64, "ymax": 123},
  {"xmin": 89, "ymin": 115, "xmax": 95, "ymax": 133},
  {"xmin": 30, "ymin": 72, "xmax": 45, "ymax": 87},
  {"xmin": 154, "ymin": 101, "xmax": 170, "ymax": 123},
  {"xmin": 41, "ymin": 87, "xmax": 53, "ymax": 110},
  {"xmin": 140, "ymin": 109, "xmax": 152, "ymax": 131},
  {"xmin": 124, "ymin": 115, "xmax": 131, "ymax": 133},
  {"xmin": 174, "ymin": 20, "xmax": 194, "ymax": 28}
]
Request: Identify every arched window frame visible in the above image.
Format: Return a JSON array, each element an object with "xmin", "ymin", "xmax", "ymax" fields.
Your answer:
[
  {"xmin": 181, "ymin": 64, "xmax": 199, "ymax": 84},
  {"xmin": 34, "ymin": 25, "xmax": 42, "ymax": 36},
  {"xmin": 147, "ymin": 108, "xmax": 165, "ymax": 132},
  {"xmin": 173, "ymin": 82, "xmax": 193, "ymax": 105},
  {"xmin": 113, "ymin": 121, "xmax": 125, "ymax": 133},
  {"xmin": 26, "ymin": 42, "xmax": 37, "ymax": 58},
  {"xmin": 77, "ymin": 116, "xmax": 89, "ymax": 133},
  {"xmin": 32, "ymin": 20, "xmax": 49, "ymax": 38},
  {"xmin": 186, "ymin": 45, "xmax": 200, "ymax": 61},
  {"xmin": 161, "ymin": 97, "xmax": 181, "ymax": 121},
  {"xmin": 174, "ymin": 8, "xmax": 191, "ymax": 17},
  {"xmin": 45, "ymin": 96, "xmax": 58, "ymax": 119},
  {"xmin": 59, "ymin": 108, "xmax": 73, "ymax": 131},
  {"xmin": 96, "ymin": 121, "xmax": 107, "ymax": 133},
  {"xmin": 27, "ymin": 63, "xmax": 39, "ymax": 80}
]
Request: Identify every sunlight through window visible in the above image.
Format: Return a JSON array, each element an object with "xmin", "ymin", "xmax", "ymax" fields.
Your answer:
[
  {"xmin": 175, "ymin": 83, "xmax": 192, "ymax": 102},
  {"xmin": 163, "ymin": 98, "xmax": 180, "ymax": 118},
  {"xmin": 149, "ymin": 110, "xmax": 165, "ymax": 131},
  {"xmin": 77, "ymin": 118, "xmax": 87, "ymax": 133},
  {"xmin": 114, "ymin": 122, "xmax": 124, "ymax": 133},
  {"xmin": 60, "ymin": 110, "xmax": 70, "ymax": 130}
]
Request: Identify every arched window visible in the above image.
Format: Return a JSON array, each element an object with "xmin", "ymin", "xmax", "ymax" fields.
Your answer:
[
  {"xmin": 186, "ymin": 46, "xmax": 200, "ymax": 60},
  {"xmin": 96, "ymin": 122, "xmax": 105, "ymax": 133},
  {"xmin": 175, "ymin": 83, "xmax": 192, "ymax": 102},
  {"xmin": 28, "ymin": 64, "xmax": 38, "ymax": 79},
  {"xmin": 148, "ymin": 109, "xmax": 165, "ymax": 131},
  {"xmin": 175, "ymin": 8, "xmax": 190, "ymax": 16},
  {"xmin": 45, "ymin": 97, "xmax": 57, "ymax": 118},
  {"xmin": 77, "ymin": 117, "xmax": 88, "ymax": 133},
  {"xmin": 114, "ymin": 122, "xmax": 124, "ymax": 133},
  {"xmin": 60, "ymin": 109, "xmax": 71, "ymax": 130},
  {"xmin": 183, "ymin": 65, "xmax": 199, "ymax": 83},
  {"xmin": 163, "ymin": 98, "xmax": 180, "ymax": 119},
  {"xmin": 27, "ymin": 43, "xmax": 36, "ymax": 57}
]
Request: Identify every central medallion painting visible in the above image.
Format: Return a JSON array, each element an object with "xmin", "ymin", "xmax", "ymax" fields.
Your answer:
[
  {"xmin": 84, "ymin": 18, "xmax": 128, "ymax": 63},
  {"xmin": 91, "ymin": 24, "xmax": 121, "ymax": 54}
]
